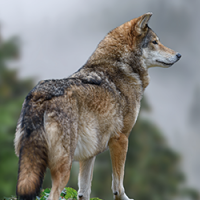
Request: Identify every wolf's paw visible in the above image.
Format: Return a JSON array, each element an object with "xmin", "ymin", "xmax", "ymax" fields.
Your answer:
[
  {"xmin": 77, "ymin": 193, "xmax": 90, "ymax": 200},
  {"xmin": 113, "ymin": 192, "xmax": 134, "ymax": 200}
]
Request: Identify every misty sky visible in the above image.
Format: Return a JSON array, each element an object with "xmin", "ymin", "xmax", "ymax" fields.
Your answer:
[{"xmin": 0, "ymin": 0, "xmax": 199, "ymax": 190}]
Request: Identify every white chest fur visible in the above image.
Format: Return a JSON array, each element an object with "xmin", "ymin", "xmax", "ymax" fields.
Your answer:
[{"xmin": 73, "ymin": 128, "xmax": 99, "ymax": 161}]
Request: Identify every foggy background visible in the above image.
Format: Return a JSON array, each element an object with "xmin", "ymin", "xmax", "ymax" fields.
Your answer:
[{"xmin": 0, "ymin": 0, "xmax": 199, "ymax": 197}]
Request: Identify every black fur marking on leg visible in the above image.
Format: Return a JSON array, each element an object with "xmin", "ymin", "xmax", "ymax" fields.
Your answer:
[{"xmin": 114, "ymin": 191, "xmax": 118, "ymax": 196}]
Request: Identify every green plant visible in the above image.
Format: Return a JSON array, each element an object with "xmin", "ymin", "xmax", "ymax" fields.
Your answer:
[{"xmin": 3, "ymin": 188, "xmax": 102, "ymax": 200}]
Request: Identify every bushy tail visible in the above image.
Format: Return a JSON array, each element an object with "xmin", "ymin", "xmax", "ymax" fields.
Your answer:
[
  {"xmin": 16, "ymin": 95, "xmax": 48, "ymax": 200},
  {"xmin": 16, "ymin": 130, "xmax": 48, "ymax": 200}
]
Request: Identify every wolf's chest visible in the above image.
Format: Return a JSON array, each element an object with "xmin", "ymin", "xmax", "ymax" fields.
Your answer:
[
  {"xmin": 73, "ymin": 121, "xmax": 110, "ymax": 161},
  {"xmin": 73, "ymin": 132, "xmax": 99, "ymax": 161}
]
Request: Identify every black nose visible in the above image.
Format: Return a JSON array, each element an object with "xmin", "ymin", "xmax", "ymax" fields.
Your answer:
[{"xmin": 176, "ymin": 53, "xmax": 181, "ymax": 59}]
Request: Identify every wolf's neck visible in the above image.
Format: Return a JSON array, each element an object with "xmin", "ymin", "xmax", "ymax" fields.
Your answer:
[
  {"xmin": 131, "ymin": 63, "xmax": 150, "ymax": 90},
  {"xmin": 86, "ymin": 53, "xmax": 150, "ymax": 91}
]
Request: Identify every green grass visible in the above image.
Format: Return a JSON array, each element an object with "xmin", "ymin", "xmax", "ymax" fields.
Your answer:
[{"xmin": 3, "ymin": 187, "xmax": 102, "ymax": 200}]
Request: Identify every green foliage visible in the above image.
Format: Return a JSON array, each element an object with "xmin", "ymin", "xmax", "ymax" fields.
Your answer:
[
  {"xmin": 90, "ymin": 198, "xmax": 102, "ymax": 200},
  {"xmin": 61, "ymin": 187, "xmax": 77, "ymax": 200},
  {"xmin": 39, "ymin": 188, "xmax": 51, "ymax": 200},
  {"xmin": 4, "ymin": 188, "xmax": 102, "ymax": 200}
]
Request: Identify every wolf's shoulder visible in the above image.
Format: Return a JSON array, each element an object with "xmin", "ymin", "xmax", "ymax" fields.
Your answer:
[{"xmin": 69, "ymin": 68, "xmax": 103, "ymax": 86}]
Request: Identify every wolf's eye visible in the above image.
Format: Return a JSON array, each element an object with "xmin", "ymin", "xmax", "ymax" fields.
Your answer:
[{"xmin": 152, "ymin": 40, "xmax": 158, "ymax": 45}]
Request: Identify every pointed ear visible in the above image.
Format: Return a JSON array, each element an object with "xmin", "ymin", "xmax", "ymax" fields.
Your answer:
[{"xmin": 135, "ymin": 12, "xmax": 152, "ymax": 34}]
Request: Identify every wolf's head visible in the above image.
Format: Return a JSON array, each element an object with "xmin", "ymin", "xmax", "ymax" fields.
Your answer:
[
  {"xmin": 87, "ymin": 12, "xmax": 181, "ymax": 70},
  {"xmin": 134, "ymin": 12, "xmax": 181, "ymax": 68}
]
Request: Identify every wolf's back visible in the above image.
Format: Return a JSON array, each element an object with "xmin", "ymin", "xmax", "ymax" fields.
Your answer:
[{"xmin": 15, "ymin": 90, "xmax": 48, "ymax": 200}]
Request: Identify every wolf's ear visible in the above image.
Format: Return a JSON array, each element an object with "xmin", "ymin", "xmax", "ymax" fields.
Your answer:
[{"xmin": 135, "ymin": 12, "xmax": 152, "ymax": 34}]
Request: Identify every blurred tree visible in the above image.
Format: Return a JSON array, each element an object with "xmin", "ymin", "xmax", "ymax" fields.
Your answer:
[{"xmin": 0, "ymin": 36, "xmax": 33, "ymax": 198}]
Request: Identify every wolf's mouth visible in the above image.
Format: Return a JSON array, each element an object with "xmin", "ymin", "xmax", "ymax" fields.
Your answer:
[{"xmin": 156, "ymin": 60, "xmax": 174, "ymax": 66}]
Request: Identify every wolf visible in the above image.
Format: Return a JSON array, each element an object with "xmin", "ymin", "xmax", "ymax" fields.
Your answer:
[{"xmin": 14, "ymin": 12, "xmax": 181, "ymax": 200}]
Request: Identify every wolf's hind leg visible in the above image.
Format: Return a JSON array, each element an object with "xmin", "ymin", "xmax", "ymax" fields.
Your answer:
[
  {"xmin": 109, "ymin": 133, "xmax": 133, "ymax": 200},
  {"xmin": 47, "ymin": 157, "xmax": 72, "ymax": 200},
  {"xmin": 45, "ymin": 112, "xmax": 78, "ymax": 200},
  {"xmin": 78, "ymin": 157, "xmax": 96, "ymax": 200}
]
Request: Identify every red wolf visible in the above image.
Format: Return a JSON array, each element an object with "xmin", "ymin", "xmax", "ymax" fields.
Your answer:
[{"xmin": 15, "ymin": 12, "xmax": 181, "ymax": 200}]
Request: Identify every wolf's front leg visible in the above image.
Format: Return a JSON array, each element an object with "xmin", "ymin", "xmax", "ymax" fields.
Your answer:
[
  {"xmin": 78, "ymin": 156, "xmax": 96, "ymax": 200},
  {"xmin": 109, "ymin": 133, "xmax": 133, "ymax": 200}
]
